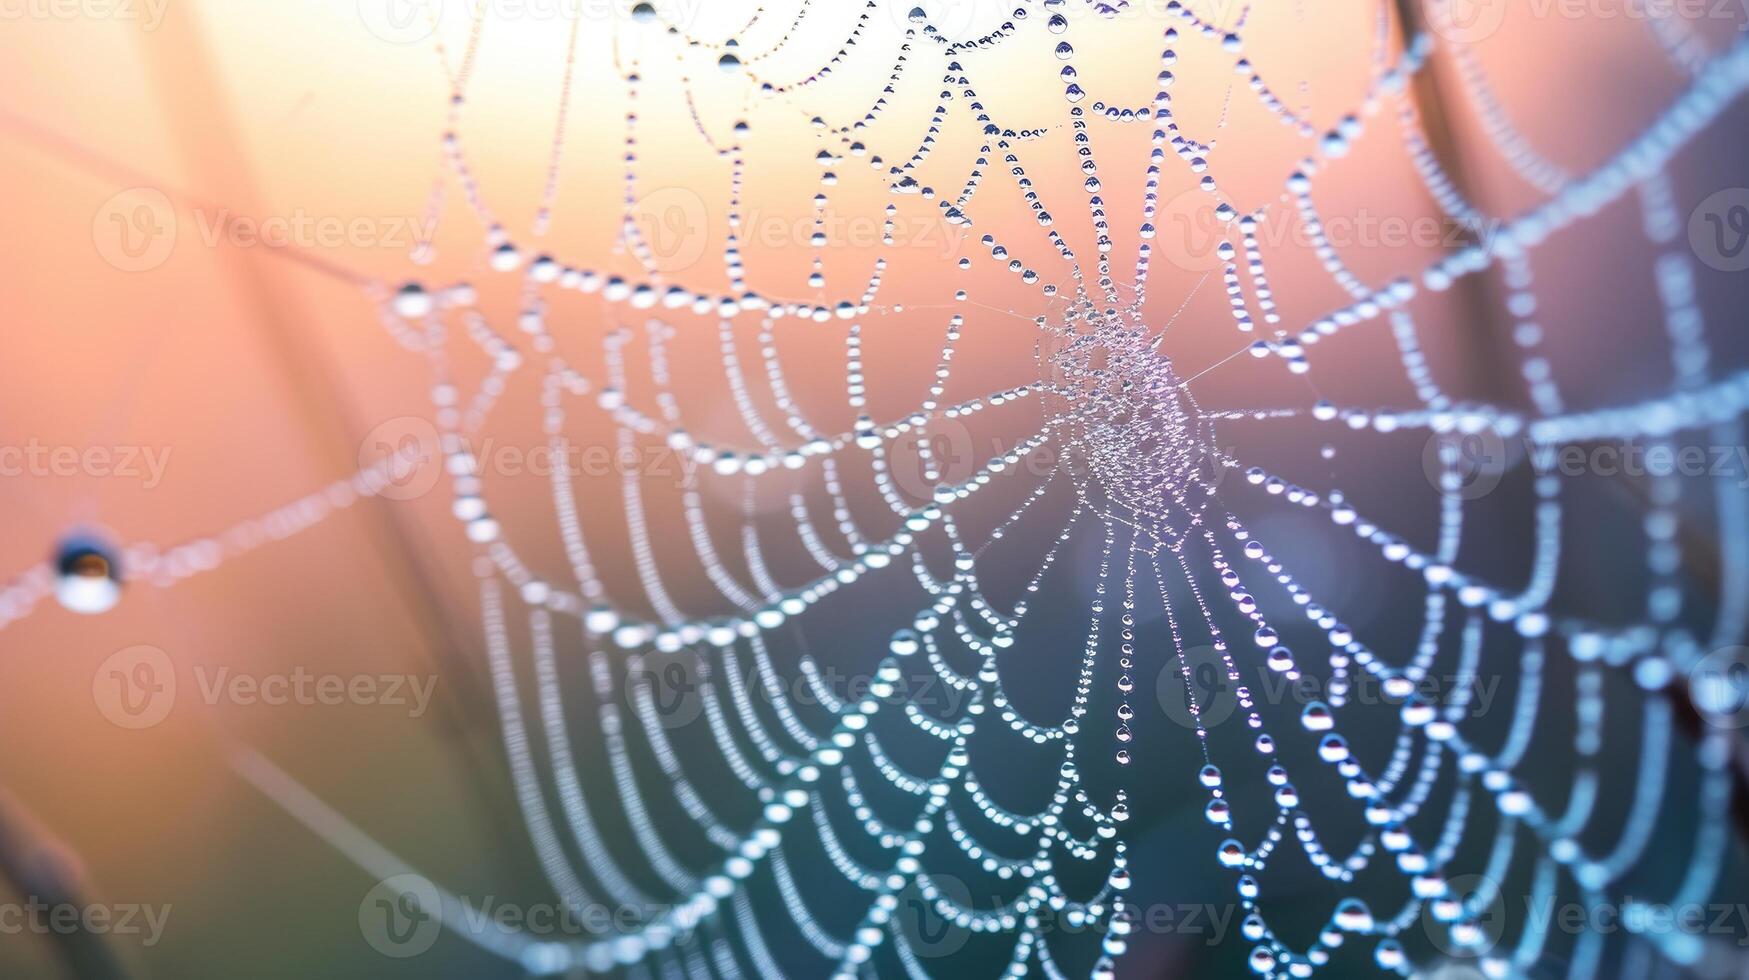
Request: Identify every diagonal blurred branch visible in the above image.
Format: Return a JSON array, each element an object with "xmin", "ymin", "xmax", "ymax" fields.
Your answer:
[
  {"xmin": 0, "ymin": 789, "xmax": 132, "ymax": 980},
  {"xmin": 1389, "ymin": 0, "xmax": 1517, "ymax": 407},
  {"xmin": 1393, "ymin": 0, "xmax": 1749, "ymax": 843},
  {"xmin": 128, "ymin": 2, "xmax": 528, "ymax": 859}
]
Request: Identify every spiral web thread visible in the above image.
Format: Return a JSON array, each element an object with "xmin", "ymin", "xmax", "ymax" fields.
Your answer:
[{"xmin": 8, "ymin": 1, "xmax": 1749, "ymax": 977}]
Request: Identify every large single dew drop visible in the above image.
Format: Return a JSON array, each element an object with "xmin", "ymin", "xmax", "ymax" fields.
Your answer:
[{"xmin": 55, "ymin": 535, "xmax": 122, "ymax": 614}]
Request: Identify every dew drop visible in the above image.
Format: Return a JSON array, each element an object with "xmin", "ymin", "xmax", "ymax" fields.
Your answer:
[
  {"xmin": 55, "ymin": 535, "xmax": 122, "ymax": 615},
  {"xmin": 889, "ymin": 628, "xmax": 920, "ymax": 656},
  {"xmin": 1333, "ymin": 898, "xmax": 1374, "ymax": 933},
  {"xmin": 1301, "ymin": 701, "xmax": 1334, "ymax": 731},
  {"xmin": 392, "ymin": 282, "xmax": 433, "ymax": 319}
]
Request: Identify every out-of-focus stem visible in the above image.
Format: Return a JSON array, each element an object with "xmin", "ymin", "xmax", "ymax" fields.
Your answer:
[{"xmin": 0, "ymin": 789, "xmax": 131, "ymax": 980}]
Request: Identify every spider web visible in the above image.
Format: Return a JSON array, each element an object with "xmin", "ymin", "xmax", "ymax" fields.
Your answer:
[{"xmin": 10, "ymin": 1, "xmax": 1749, "ymax": 977}]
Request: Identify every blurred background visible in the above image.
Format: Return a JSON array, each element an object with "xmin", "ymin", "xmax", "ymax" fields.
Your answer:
[{"xmin": 3, "ymin": 0, "xmax": 1749, "ymax": 977}]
